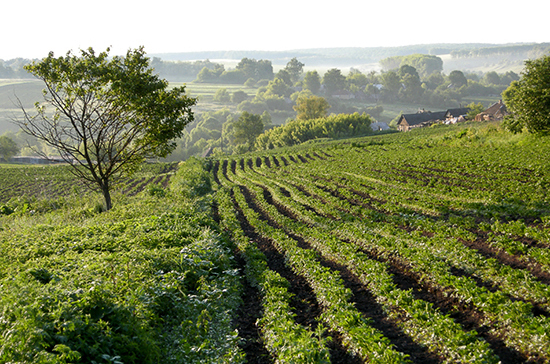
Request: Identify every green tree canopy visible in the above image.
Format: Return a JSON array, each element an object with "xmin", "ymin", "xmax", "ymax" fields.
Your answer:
[
  {"xmin": 231, "ymin": 90, "xmax": 248, "ymax": 104},
  {"xmin": 213, "ymin": 88, "xmax": 230, "ymax": 102},
  {"xmin": 0, "ymin": 135, "xmax": 18, "ymax": 161},
  {"xmin": 233, "ymin": 111, "xmax": 264, "ymax": 150},
  {"xmin": 303, "ymin": 70, "xmax": 321, "ymax": 94},
  {"xmin": 503, "ymin": 54, "xmax": 550, "ymax": 134},
  {"xmin": 323, "ymin": 68, "xmax": 346, "ymax": 95},
  {"xmin": 293, "ymin": 95, "xmax": 330, "ymax": 120},
  {"xmin": 14, "ymin": 47, "xmax": 196, "ymax": 210},
  {"xmin": 236, "ymin": 58, "xmax": 274, "ymax": 80},
  {"xmin": 380, "ymin": 70, "xmax": 401, "ymax": 99},
  {"xmin": 284, "ymin": 57, "xmax": 305, "ymax": 84},
  {"xmin": 449, "ymin": 70, "xmax": 468, "ymax": 88}
]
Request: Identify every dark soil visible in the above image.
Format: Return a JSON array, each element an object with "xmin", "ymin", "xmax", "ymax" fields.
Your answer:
[{"xmin": 233, "ymin": 187, "xmax": 361, "ymax": 363}]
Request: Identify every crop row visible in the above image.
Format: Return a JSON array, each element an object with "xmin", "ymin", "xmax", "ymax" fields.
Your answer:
[
  {"xmin": 213, "ymin": 139, "xmax": 550, "ymax": 363},
  {"xmin": 225, "ymin": 161, "xmax": 502, "ymax": 363}
]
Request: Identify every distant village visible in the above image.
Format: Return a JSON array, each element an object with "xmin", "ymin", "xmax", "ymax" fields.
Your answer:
[
  {"xmin": 396, "ymin": 100, "xmax": 508, "ymax": 132},
  {"xmin": 9, "ymin": 101, "xmax": 509, "ymax": 165}
]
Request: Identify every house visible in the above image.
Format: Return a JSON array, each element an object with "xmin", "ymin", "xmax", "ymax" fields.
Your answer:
[
  {"xmin": 475, "ymin": 100, "xmax": 508, "ymax": 121},
  {"xmin": 331, "ymin": 90, "xmax": 356, "ymax": 100},
  {"xmin": 10, "ymin": 156, "xmax": 68, "ymax": 165},
  {"xmin": 397, "ymin": 110, "xmax": 447, "ymax": 131},
  {"xmin": 445, "ymin": 107, "xmax": 470, "ymax": 124},
  {"xmin": 370, "ymin": 122, "xmax": 390, "ymax": 131}
]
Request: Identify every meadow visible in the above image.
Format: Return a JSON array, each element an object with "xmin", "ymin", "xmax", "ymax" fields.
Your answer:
[{"xmin": 1, "ymin": 121, "xmax": 550, "ymax": 363}]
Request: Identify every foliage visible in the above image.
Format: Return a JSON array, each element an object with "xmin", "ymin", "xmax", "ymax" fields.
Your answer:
[
  {"xmin": 503, "ymin": 54, "xmax": 550, "ymax": 134},
  {"xmin": 284, "ymin": 57, "xmax": 305, "ymax": 85},
  {"xmin": 380, "ymin": 54, "xmax": 443, "ymax": 77},
  {"xmin": 255, "ymin": 112, "xmax": 372, "ymax": 150},
  {"xmin": 465, "ymin": 102, "xmax": 485, "ymax": 120},
  {"xmin": 293, "ymin": 95, "xmax": 330, "ymax": 120},
  {"xmin": 213, "ymin": 88, "xmax": 231, "ymax": 102},
  {"xmin": 232, "ymin": 112, "xmax": 264, "ymax": 151},
  {"xmin": 14, "ymin": 47, "xmax": 196, "ymax": 210},
  {"xmin": 322, "ymin": 68, "xmax": 346, "ymax": 95},
  {"xmin": 0, "ymin": 134, "xmax": 18, "ymax": 161},
  {"xmin": 236, "ymin": 58, "xmax": 274, "ymax": 81},
  {"xmin": 171, "ymin": 157, "xmax": 212, "ymax": 198},
  {"xmin": 302, "ymin": 70, "xmax": 321, "ymax": 94},
  {"xmin": 0, "ymin": 163, "xmax": 243, "ymax": 363}
]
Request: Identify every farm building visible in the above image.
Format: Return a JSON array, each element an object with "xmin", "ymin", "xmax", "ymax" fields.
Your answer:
[
  {"xmin": 10, "ymin": 156, "xmax": 68, "ymax": 165},
  {"xmin": 475, "ymin": 100, "xmax": 508, "ymax": 121},
  {"xmin": 370, "ymin": 121, "xmax": 390, "ymax": 131},
  {"xmin": 444, "ymin": 107, "xmax": 470, "ymax": 124},
  {"xmin": 475, "ymin": 100, "xmax": 509, "ymax": 121},
  {"xmin": 398, "ymin": 107, "xmax": 472, "ymax": 131},
  {"xmin": 397, "ymin": 110, "xmax": 447, "ymax": 131}
]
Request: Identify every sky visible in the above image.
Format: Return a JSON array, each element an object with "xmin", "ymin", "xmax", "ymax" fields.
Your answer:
[{"xmin": 2, "ymin": 0, "xmax": 548, "ymax": 60}]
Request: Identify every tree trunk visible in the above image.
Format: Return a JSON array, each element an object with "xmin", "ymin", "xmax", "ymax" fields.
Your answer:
[{"xmin": 101, "ymin": 181, "xmax": 112, "ymax": 211}]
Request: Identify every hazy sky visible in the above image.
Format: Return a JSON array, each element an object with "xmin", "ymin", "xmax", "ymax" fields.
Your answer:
[{"xmin": 2, "ymin": 0, "xmax": 548, "ymax": 60}]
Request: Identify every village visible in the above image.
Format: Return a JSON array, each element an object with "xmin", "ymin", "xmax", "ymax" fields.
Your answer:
[{"xmin": 396, "ymin": 100, "xmax": 508, "ymax": 131}]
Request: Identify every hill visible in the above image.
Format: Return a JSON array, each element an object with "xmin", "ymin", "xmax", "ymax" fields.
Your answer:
[
  {"xmin": 150, "ymin": 42, "xmax": 550, "ymax": 73},
  {"xmin": 2, "ymin": 122, "xmax": 550, "ymax": 362}
]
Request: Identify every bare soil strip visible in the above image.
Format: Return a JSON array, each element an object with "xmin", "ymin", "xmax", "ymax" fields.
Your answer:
[
  {"xmin": 211, "ymin": 161, "xmax": 221, "ymax": 186},
  {"xmin": 461, "ymin": 233, "xmax": 550, "ymax": 286}
]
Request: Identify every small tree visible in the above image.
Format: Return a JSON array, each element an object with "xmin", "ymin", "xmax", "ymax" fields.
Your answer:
[
  {"xmin": 303, "ymin": 71, "xmax": 321, "ymax": 94},
  {"xmin": 465, "ymin": 102, "xmax": 485, "ymax": 120},
  {"xmin": 284, "ymin": 57, "xmax": 305, "ymax": 84},
  {"xmin": 14, "ymin": 47, "xmax": 196, "ymax": 210},
  {"xmin": 294, "ymin": 95, "xmax": 330, "ymax": 120},
  {"xmin": 503, "ymin": 54, "xmax": 550, "ymax": 134},
  {"xmin": 322, "ymin": 68, "xmax": 346, "ymax": 96},
  {"xmin": 0, "ymin": 135, "xmax": 19, "ymax": 162},
  {"xmin": 213, "ymin": 88, "xmax": 231, "ymax": 102},
  {"xmin": 233, "ymin": 112, "xmax": 264, "ymax": 151}
]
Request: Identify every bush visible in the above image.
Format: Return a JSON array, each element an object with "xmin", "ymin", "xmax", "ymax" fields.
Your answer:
[{"xmin": 171, "ymin": 157, "xmax": 212, "ymax": 198}]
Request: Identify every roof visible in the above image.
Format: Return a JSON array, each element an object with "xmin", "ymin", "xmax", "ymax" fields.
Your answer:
[
  {"xmin": 483, "ymin": 100, "xmax": 507, "ymax": 116},
  {"xmin": 398, "ymin": 111, "xmax": 446, "ymax": 127},
  {"xmin": 445, "ymin": 108, "xmax": 470, "ymax": 118},
  {"xmin": 475, "ymin": 100, "xmax": 508, "ymax": 121}
]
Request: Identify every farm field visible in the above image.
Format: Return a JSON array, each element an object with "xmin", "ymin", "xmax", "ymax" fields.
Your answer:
[
  {"xmin": 212, "ymin": 122, "xmax": 550, "ymax": 363},
  {"xmin": 1, "ymin": 121, "xmax": 550, "ymax": 363}
]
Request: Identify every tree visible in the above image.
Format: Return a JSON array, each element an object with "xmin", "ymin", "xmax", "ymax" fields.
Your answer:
[
  {"xmin": 264, "ymin": 78, "xmax": 293, "ymax": 98},
  {"xmin": 503, "ymin": 54, "xmax": 550, "ymax": 134},
  {"xmin": 465, "ymin": 102, "xmax": 485, "ymax": 120},
  {"xmin": 346, "ymin": 69, "xmax": 368, "ymax": 89},
  {"xmin": 284, "ymin": 57, "xmax": 304, "ymax": 84},
  {"xmin": 233, "ymin": 112, "xmax": 264, "ymax": 150},
  {"xmin": 14, "ymin": 47, "xmax": 196, "ymax": 210},
  {"xmin": 449, "ymin": 70, "xmax": 468, "ymax": 88},
  {"xmin": 213, "ymin": 88, "xmax": 230, "ymax": 102},
  {"xmin": 303, "ymin": 70, "xmax": 321, "ymax": 94},
  {"xmin": 236, "ymin": 58, "xmax": 273, "ymax": 81},
  {"xmin": 293, "ymin": 95, "xmax": 330, "ymax": 120},
  {"xmin": 231, "ymin": 90, "xmax": 248, "ymax": 104},
  {"xmin": 0, "ymin": 135, "xmax": 18, "ymax": 161},
  {"xmin": 323, "ymin": 68, "xmax": 346, "ymax": 95},
  {"xmin": 483, "ymin": 71, "xmax": 501, "ymax": 86},
  {"xmin": 380, "ymin": 70, "xmax": 401, "ymax": 100}
]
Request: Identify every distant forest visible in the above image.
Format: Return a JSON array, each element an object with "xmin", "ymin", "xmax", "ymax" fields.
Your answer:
[{"xmin": 2, "ymin": 43, "xmax": 549, "ymax": 81}]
